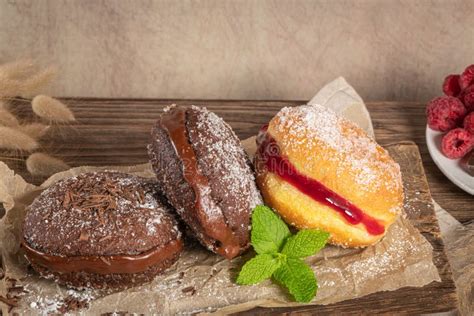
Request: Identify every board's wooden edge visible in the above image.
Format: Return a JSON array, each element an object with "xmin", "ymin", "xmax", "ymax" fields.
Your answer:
[
  {"xmin": 236, "ymin": 142, "xmax": 458, "ymax": 315},
  {"xmin": 0, "ymin": 100, "xmax": 459, "ymax": 315}
]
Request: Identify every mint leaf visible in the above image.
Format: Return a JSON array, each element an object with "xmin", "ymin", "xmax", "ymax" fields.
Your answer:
[
  {"xmin": 236, "ymin": 205, "xmax": 327, "ymax": 302},
  {"xmin": 251, "ymin": 205, "xmax": 291, "ymax": 254},
  {"xmin": 236, "ymin": 254, "xmax": 281, "ymax": 285},
  {"xmin": 282, "ymin": 229, "xmax": 330, "ymax": 258},
  {"xmin": 273, "ymin": 258, "xmax": 318, "ymax": 303}
]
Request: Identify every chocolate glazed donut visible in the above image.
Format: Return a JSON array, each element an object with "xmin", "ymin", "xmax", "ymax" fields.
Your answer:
[
  {"xmin": 22, "ymin": 172, "xmax": 183, "ymax": 290},
  {"xmin": 148, "ymin": 105, "xmax": 261, "ymax": 259}
]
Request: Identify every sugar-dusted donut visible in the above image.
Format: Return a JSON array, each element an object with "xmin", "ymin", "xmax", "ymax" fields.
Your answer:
[
  {"xmin": 148, "ymin": 105, "xmax": 262, "ymax": 259},
  {"xmin": 254, "ymin": 105, "xmax": 403, "ymax": 247}
]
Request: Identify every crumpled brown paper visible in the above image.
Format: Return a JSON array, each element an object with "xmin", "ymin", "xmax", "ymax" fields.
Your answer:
[
  {"xmin": 0, "ymin": 148, "xmax": 441, "ymax": 315},
  {"xmin": 0, "ymin": 78, "xmax": 443, "ymax": 314}
]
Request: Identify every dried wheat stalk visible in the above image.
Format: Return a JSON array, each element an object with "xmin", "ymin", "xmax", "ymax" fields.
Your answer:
[
  {"xmin": 0, "ymin": 60, "xmax": 56, "ymax": 98},
  {"xmin": 0, "ymin": 77, "xmax": 23, "ymax": 98},
  {"xmin": 26, "ymin": 152, "xmax": 70, "ymax": 176},
  {"xmin": 0, "ymin": 59, "xmax": 36, "ymax": 79},
  {"xmin": 19, "ymin": 67, "xmax": 57, "ymax": 97},
  {"xmin": 0, "ymin": 108, "xmax": 19, "ymax": 127},
  {"xmin": 0, "ymin": 126, "xmax": 39, "ymax": 151},
  {"xmin": 17, "ymin": 123, "xmax": 50, "ymax": 139},
  {"xmin": 0, "ymin": 60, "xmax": 77, "ymax": 177},
  {"xmin": 31, "ymin": 95, "xmax": 75, "ymax": 123}
]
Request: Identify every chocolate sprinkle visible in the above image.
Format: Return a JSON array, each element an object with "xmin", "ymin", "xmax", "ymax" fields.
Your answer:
[{"xmin": 22, "ymin": 172, "xmax": 183, "ymax": 290}]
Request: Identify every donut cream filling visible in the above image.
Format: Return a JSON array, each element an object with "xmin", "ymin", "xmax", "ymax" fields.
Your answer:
[
  {"xmin": 257, "ymin": 131, "xmax": 385, "ymax": 236},
  {"xmin": 22, "ymin": 239, "xmax": 183, "ymax": 274},
  {"xmin": 159, "ymin": 107, "xmax": 242, "ymax": 259}
]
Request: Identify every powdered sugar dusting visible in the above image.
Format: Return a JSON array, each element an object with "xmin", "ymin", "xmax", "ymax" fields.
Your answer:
[
  {"xmin": 23, "ymin": 172, "xmax": 180, "ymax": 257},
  {"xmin": 146, "ymin": 215, "xmax": 163, "ymax": 235},
  {"xmin": 274, "ymin": 105, "xmax": 402, "ymax": 195},
  {"xmin": 190, "ymin": 106, "xmax": 262, "ymax": 222}
]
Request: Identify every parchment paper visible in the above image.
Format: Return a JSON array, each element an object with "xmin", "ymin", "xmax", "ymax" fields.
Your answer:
[
  {"xmin": 0, "ymin": 78, "xmax": 442, "ymax": 315},
  {"xmin": 435, "ymin": 202, "xmax": 474, "ymax": 316}
]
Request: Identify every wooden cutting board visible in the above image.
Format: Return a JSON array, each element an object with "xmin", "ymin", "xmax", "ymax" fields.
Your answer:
[
  {"xmin": 242, "ymin": 142, "xmax": 458, "ymax": 315},
  {"xmin": 0, "ymin": 99, "xmax": 458, "ymax": 314}
]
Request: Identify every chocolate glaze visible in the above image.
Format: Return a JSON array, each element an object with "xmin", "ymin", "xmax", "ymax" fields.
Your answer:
[
  {"xmin": 22, "ymin": 239, "xmax": 183, "ymax": 275},
  {"xmin": 159, "ymin": 107, "xmax": 241, "ymax": 259},
  {"xmin": 463, "ymin": 151, "xmax": 474, "ymax": 176}
]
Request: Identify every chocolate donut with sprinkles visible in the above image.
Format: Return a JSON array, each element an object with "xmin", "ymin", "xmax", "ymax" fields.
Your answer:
[
  {"xmin": 148, "ymin": 105, "xmax": 262, "ymax": 259},
  {"xmin": 254, "ymin": 104, "xmax": 403, "ymax": 247},
  {"xmin": 22, "ymin": 172, "xmax": 183, "ymax": 290}
]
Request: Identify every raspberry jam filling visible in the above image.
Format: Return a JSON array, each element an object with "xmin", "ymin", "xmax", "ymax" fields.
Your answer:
[{"xmin": 257, "ymin": 131, "xmax": 385, "ymax": 236}]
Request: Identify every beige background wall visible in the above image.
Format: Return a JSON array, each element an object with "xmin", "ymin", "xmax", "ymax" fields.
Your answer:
[{"xmin": 1, "ymin": 0, "xmax": 473, "ymax": 101}]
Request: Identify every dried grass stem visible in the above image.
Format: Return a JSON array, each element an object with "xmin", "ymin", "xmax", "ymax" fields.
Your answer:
[
  {"xmin": 32, "ymin": 95, "xmax": 75, "ymax": 123},
  {"xmin": 0, "ymin": 126, "xmax": 39, "ymax": 151},
  {"xmin": 26, "ymin": 152, "xmax": 70, "ymax": 176}
]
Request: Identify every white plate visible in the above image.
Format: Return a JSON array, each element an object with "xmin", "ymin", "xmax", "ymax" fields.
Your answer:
[{"xmin": 425, "ymin": 125, "xmax": 474, "ymax": 195}]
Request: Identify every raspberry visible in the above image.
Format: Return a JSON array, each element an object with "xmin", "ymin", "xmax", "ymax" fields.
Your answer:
[
  {"xmin": 426, "ymin": 96, "xmax": 466, "ymax": 132},
  {"xmin": 464, "ymin": 112, "xmax": 474, "ymax": 134},
  {"xmin": 459, "ymin": 84, "xmax": 474, "ymax": 112},
  {"xmin": 442, "ymin": 74, "xmax": 461, "ymax": 96},
  {"xmin": 441, "ymin": 128, "xmax": 474, "ymax": 159},
  {"xmin": 459, "ymin": 64, "xmax": 474, "ymax": 90}
]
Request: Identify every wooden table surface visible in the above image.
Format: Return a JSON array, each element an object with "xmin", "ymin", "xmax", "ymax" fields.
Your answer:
[
  {"xmin": 0, "ymin": 99, "xmax": 468, "ymax": 314},
  {"xmin": 8, "ymin": 99, "xmax": 470, "ymax": 224}
]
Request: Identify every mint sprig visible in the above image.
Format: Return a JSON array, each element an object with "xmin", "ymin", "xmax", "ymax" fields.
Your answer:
[
  {"xmin": 236, "ymin": 205, "xmax": 330, "ymax": 303},
  {"xmin": 236, "ymin": 254, "xmax": 281, "ymax": 285},
  {"xmin": 273, "ymin": 258, "xmax": 318, "ymax": 303},
  {"xmin": 282, "ymin": 229, "xmax": 330, "ymax": 258},
  {"xmin": 251, "ymin": 205, "xmax": 290, "ymax": 254}
]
